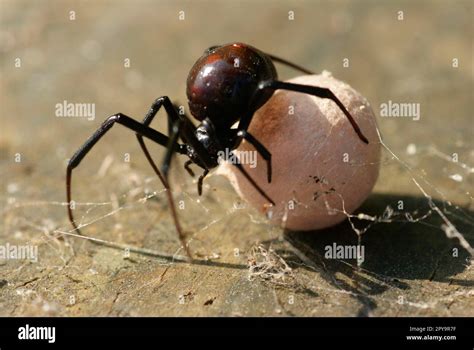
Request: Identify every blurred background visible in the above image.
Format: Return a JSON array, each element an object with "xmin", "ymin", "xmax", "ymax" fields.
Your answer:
[{"xmin": 0, "ymin": 0, "xmax": 472, "ymax": 316}]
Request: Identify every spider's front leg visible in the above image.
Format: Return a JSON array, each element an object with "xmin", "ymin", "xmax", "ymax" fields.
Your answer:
[
  {"xmin": 135, "ymin": 96, "xmax": 183, "ymax": 187},
  {"xmin": 183, "ymin": 159, "xmax": 209, "ymax": 196},
  {"xmin": 137, "ymin": 96, "xmax": 214, "ymax": 178},
  {"xmin": 66, "ymin": 113, "xmax": 180, "ymax": 235},
  {"xmin": 135, "ymin": 97, "xmax": 202, "ymax": 260},
  {"xmin": 137, "ymin": 97, "xmax": 220, "ymax": 259}
]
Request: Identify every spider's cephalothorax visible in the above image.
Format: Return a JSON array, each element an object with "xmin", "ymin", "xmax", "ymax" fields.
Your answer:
[{"xmin": 66, "ymin": 42, "xmax": 369, "ymax": 260}]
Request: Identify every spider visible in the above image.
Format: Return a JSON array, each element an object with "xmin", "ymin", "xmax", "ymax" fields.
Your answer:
[{"xmin": 66, "ymin": 42, "xmax": 369, "ymax": 259}]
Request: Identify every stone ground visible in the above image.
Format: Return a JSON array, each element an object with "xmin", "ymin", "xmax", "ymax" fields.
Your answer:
[{"xmin": 0, "ymin": 0, "xmax": 473, "ymax": 316}]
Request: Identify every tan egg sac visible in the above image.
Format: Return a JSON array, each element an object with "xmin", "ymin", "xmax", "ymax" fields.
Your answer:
[{"xmin": 217, "ymin": 72, "xmax": 381, "ymax": 231}]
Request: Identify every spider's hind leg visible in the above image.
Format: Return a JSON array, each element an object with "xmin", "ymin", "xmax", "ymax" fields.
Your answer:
[
  {"xmin": 264, "ymin": 52, "xmax": 314, "ymax": 75},
  {"xmin": 257, "ymin": 80, "xmax": 369, "ymax": 144}
]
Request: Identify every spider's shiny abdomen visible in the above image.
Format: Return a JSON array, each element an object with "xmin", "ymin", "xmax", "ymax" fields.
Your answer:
[{"xmin": 186, "ymin": 42, "xmax": 277, "ymax": 128}]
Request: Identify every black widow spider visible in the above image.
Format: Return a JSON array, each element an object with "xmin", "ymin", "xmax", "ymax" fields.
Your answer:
[{"xmin": 66, "ymin": 42, "xmax": 369, "ymax": 259}]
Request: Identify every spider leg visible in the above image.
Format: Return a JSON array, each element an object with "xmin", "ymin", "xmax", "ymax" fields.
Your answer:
[
  {"xmin": 142, "ymin": 96, "xmax": 215, "ymax": 169},
  {"xmin": 184, "ymin": 160, "xmax": 195, "ymax": 177},
  {"xmin": 135, "ymin": 96, "xmax": 181, "ymax": 187},
  {"xmin": 197, "ymin": 169, "xmax": 209, "ymax": 196},
  {"xmin": 265, "ymin": 53, "xmax": 314, "ymax": 75},
  {"xmin": 146, "ymin": 99, "xmax": 217, "ymax": 190},
  {"xmin": 145, "ymin": 98, "xmax": 200, "ymax": 146},
  {"xmin": 132, "ymin": 97, "xmax": 195, "ymax": 259},
  {"xmin": 135, "ymin": 97, "xmax": 205, "ymax": 183},
  {"xmin": 161, "ymin": 119, "xmax": 182, "ymax": 178},
  {"xmin": 258, "ymin": 80, "xmax": 369, "ymax": 144},
  {"xmin": 225, "ymin": 151, "xmax": 275, "ymax": 206},
  {"xmin": 136, "ymin": 96, "xmax": 224, "ymax": 258},
  {"xmin": 66, "ymin": 113, "xmax": 184, "ymax": 235},
  {"xmin": 236, "ymin": 130, "xmax": 272, "ymax": 183},
  {"xmin": 154, "ymin": 119, "xmax": 194, "ymax": 259},
  {"xmin": 135, "ymin": 98, "xmax": 214, "ymax": 258}
]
